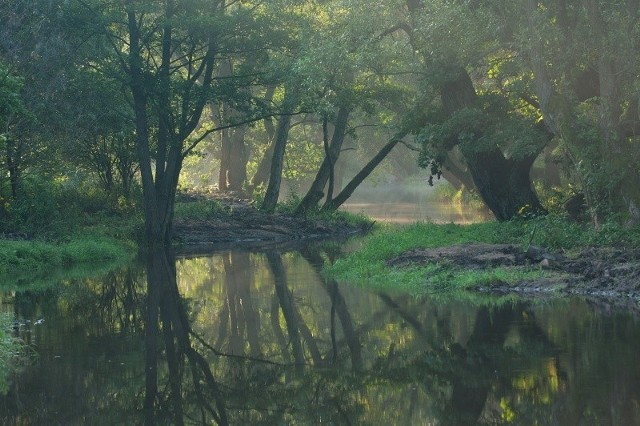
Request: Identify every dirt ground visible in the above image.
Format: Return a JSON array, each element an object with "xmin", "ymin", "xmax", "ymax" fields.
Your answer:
[
  {"xmin": 389, "ymin": 243, "xmax": 640, "ymax": 301},
  {"xmin": 172, "ymin": 192, "xmax": 371, "ymax": 253}
]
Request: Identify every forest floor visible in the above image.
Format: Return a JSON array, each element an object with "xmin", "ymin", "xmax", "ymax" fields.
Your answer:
[
  {"xmin": 172, "ymin": 191, "xmax": 372, "ymax": 253},
  {"xmin": 389, "ymin": 243, "xmax": 640, "ymax": 304}
]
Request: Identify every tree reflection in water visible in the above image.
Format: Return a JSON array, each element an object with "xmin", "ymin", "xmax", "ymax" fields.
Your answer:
[
  {"xmin": 1, "ymin": 243, "xmax": 640, "ymax": 424},
  {"xmin": 143, "ymin": 247, "xmax": 227, "ymax": 425}
]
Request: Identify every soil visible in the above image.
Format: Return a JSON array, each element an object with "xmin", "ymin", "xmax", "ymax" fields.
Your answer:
[
  {"xmin": 172, "ymin": 192, "xmax": 371, "ymax": 254},
  {"xmin": 388, "ymin": 243, "xmax": 640, "ymax": 302}
]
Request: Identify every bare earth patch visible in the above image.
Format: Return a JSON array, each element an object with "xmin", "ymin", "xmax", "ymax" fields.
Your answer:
[
  {"xmin": 388, "ymin": 243, "xmax": 640, "ymax": 300},
  {"xmin": 173, "ymin": 193, "xmax": 370, "ymax": 254}
]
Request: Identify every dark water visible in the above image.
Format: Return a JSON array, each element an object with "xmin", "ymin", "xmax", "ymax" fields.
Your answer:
[{"xmin": 1, "ymin": 242, "xmax": 640, "ymax": 425}]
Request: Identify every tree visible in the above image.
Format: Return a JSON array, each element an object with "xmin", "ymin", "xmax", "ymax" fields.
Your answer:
[
  {"xmin": 69, "ymin": 0, "xmax": 232, "ymax": 245},
  {"xmin": 0, "ymin": 62, "xmax": 28, "ymax": 201},
  {"xmin": 290, "ymin": 0, "xmax": 414, "ymax": 215},
  {"xmin": 516, "ymin": 0, "xmax": 640, "ymax": 225},
  {"xmin": 401, "ymin": 0, "xmax": 548, "ymax": 220}
]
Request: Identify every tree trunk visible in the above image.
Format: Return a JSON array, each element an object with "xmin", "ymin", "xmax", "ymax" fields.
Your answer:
[
  {"xmin": 261, "ymin": 101, "xmax": 294, "ymax": 212},
  {"xmin": 462, "ymin": 146, "xmax": 545, "ymax": 220},
  {"xmin": 126, "ymin": 3, "xmax": 216, "ymax": 246},
  {"xmin": 5, "ymin": 137, "xmax": 20, "ymax": 200},
  {"xmin": 217, "ymin": 60, "xmax": 249, "ymax": 192},
  {"xmin": 249, "ymin": 87, "xmax": 277, "ymax": 192},
  {"xmin": 322, "ymin": 130, "xmax": 408, "ymax": 212},
  {"xmin": 441, "ymin": 149, "xmax": 476, "ymax": 192},
  {"xmin": 218, "ymin": 127, "xmax": 230, "ymax": 190},
  {"xmin": 226, "ymin": 126, "xmax": 248, "ymax": 192},
  {"xmin": 294, "ymin": 106, "xmax": 351, "ymax": 216},
  {"xmin": 440, "ymin": 67, "xmax": 546, "ymax": 220}
]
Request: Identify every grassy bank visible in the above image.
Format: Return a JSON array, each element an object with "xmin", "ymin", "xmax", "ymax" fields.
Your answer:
[
  {"xmin": 0, "ymin": 235, "xmax": 136, "ymax": 288},
  {"xmin": 326, "ymin": 216, "xmax": 640, "ymax": 296}
]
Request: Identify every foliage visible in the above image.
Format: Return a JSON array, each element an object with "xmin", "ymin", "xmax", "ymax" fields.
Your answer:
[
  {"xmin": 0, "ymin": 313, "xmax": 32, "ymax": 396},
  {"xmin": 0, "ymin": 236, "xmax": 134, "ymax": 285},
  {"xmin": 173, "ymin": 199, "xmax": 231, "ymax": 221},
  {"xmin": 0, "ymin": 174, "xmax": 142, "ymax": 239}
]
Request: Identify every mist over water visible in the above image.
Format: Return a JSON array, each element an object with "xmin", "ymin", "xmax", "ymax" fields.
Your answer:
[{"xmin": 341, "ymin": 180, "xmax": 491, "ymax": 224}]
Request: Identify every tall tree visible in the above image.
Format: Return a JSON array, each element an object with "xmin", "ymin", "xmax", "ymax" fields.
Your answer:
[
  {"xmin": 517, "ymin": 0, "xmax": 640, "ymax": 225},
  {"xmin": 73, "ymin": 0, "xmax": 228, "ymax": 245}
]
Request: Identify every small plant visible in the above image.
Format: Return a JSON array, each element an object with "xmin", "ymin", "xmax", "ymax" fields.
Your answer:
[{"xmin": 174, "ymin": 199, "xmax": 230, "ymax": 220}]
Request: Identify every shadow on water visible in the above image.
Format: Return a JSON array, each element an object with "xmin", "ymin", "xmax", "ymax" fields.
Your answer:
[{"xmin": 1, "ymin": 241, "xmax": 640, "ymax": 424}]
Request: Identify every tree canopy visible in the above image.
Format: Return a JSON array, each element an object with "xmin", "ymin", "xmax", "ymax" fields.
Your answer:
[{"xmin": 1, "ymin": 0, "xmax": 639, "ymax": 241}]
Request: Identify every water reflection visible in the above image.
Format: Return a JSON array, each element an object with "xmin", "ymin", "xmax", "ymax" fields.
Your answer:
[{"xmin": 1, "ymin": 244, "xmax": 640, "ymax": 424}]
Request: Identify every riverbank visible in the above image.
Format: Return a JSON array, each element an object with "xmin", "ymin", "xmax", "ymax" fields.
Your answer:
[
  {"xmin": 326, "ymin": 219, "xmax": 640, "ymax": 301},
  {"xmin": 4, "ymin": 190, "xmax": 640, "ymax": 303},
  {"xmin": 172, "ymin": 192, "xmax": 372, "ymax": 253},
  {"xmin": 0, "ymin": 191, "xmax": 372, "ymax": 287}
]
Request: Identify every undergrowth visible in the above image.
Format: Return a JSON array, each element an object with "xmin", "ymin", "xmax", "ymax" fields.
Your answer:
[{"xmin": 0, "ymin": 236, "xmax": 135, "ymax": 286}]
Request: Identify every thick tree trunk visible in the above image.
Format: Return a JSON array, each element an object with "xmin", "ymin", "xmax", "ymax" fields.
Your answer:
[
  {"xmin": 462, "ymin": 146, "xmax": 545, "ymax": 220},
  {"xmin": 441, "ymin": 67, "xmax": 546, "ymax": 220}
]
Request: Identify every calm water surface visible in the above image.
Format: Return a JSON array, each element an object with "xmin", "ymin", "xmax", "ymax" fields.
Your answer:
[
  {"xmin": 1, "ymin": 241, "xmax": 639, "ymax": 425},
  {"xmin": 341, "ymin": 181, "xmax": 491, "ymax": 223}
]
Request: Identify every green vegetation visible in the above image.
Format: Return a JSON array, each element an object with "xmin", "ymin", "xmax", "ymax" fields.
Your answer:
[
  {"xmin": 0, "ymin": 313, "xmax": 32, "ymax": 395},
  {"xmin": 0, "ymin": 236, "xmax": 135, "ymax": 286},
  {"xmin": 2, "ymin": 0, "xmax": 640, "ymax": 248},
  {"xmin": 275, "ymin": 196, "xmax": 373, "ymax": 228},
  {"xmin": 173, "ymin": 198, "xmax": 231, "ymax": 221},
  {"xmin": 327, "ymin": 217, "xmax": 640, "ymax": 296}
]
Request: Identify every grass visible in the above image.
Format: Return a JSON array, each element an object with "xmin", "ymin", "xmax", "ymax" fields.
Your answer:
[
  {"xmin": 173, "ymin": 198, "xmax": 231, "ymax": 220},
  {"xmin": 0, "ymin": 236, "xmax": 135, "ymax": 288},
  {"xmin": 325, "ymin": 216, "xmax": 640, "ymax": 297},
  {"xmin": 274, "ymin": 198, "xmax": 374, "ymax": 228}
]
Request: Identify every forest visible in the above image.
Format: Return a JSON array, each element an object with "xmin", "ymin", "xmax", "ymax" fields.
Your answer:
[
  {"xmin": 4, "ymin": 1, "xmax": 640, "ymax": 424},
  {"xmin": 1, "ymin": 0, "xmax": 639, "ymax": 247}
]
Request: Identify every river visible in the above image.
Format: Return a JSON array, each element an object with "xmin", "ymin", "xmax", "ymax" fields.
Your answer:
[{"xmin": 1, "ymin": 240, "xmax": 639, "ymax": 424}]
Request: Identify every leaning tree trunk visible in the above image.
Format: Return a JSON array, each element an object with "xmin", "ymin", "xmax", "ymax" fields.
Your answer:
[
  {"xmin": 261, "ymin": 103, "xmax": 294, "ymax": 212},
  {"xmin": 322, "ymin": 129, "xmax": 409, "ymax": 212},
  {"xmin": 294, "ymin": 106, "xmax": 351, "ymax": 216}
]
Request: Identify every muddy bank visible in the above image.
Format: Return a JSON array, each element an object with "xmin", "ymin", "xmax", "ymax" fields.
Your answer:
[
  {"xmin": 173, "ymin": 193, "xmax": 371, "ymax": 254},
  {"xmin": 389, "ymin": 243, "xmax": 640, "ymax": 301}
]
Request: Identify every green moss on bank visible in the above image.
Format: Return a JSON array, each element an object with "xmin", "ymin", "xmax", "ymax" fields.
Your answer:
[{"xmin": 326, "ymin": 217, "xmax": 640, "ymax": 296}]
